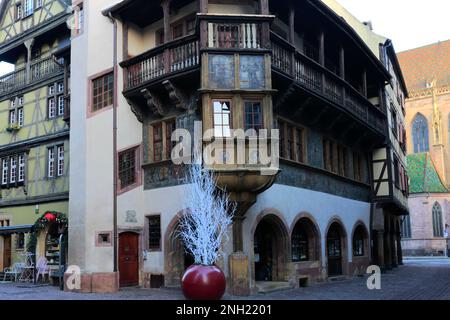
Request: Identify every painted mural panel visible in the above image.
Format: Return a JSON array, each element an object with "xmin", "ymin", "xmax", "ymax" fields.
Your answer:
[
  {"xmin": 239, "ymin": 55, "xmax": 265, "ymax": 89},
  {"xmin": 208, "ymin": 54, "xmax": 235, "ymax": 89}
]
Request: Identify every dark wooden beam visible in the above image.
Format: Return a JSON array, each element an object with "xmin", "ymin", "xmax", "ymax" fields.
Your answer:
[
  {"xmin": 362, "ymin": 69, "xmax": 367, "ymax": 98},
  {"xmin": 319, "ymin": 31, "xmax": 325, "ymax": 66},
  {"xmin": 260, "ymin": 0, "xmax": 269, "ymax": 15},
  {"xmin": 200, "ymin": 0, "xmax": 208, "ymax": 13},
  {"xmin": 161, "ymin": 0, "xmax": 171, "ymax": 43},
  {"xmin": 339, "ymin": 46, "xmax": 345, "ymax": 79},
  {"xmin": 288, "ymin": 6, "xmax": 295, "ymax": 45}
]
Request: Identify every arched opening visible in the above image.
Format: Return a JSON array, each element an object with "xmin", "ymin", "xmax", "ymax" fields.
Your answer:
[
  {"xmin": 352, "ymin": 224, "xmax": 368, "ymax": 257},
  {"xmin": 254, "ymin": 215, "xmax": 289, "ymax": 282},
  {"xmin": 412, "ymin": 113, "xmax": 429, "ymax": 153},
  {"xmin": 165, "ymin": 219, "xmax": 195, "ymax": 287},
  {"xmin": 291, "ymin": 218, "xmax": 320, "ymax": 262},
  {"xmin": 326, "ymin": 222, "xmax": 346, "ymax": 277}
]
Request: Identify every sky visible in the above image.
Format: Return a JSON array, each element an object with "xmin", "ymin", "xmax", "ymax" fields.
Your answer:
[
  {"xmin": 0, "ymin": 0, "xmax": 449, "ymax": 75},
  {"xmin": 337, "ymin": 0, "xmax": 450, "ymax": 52}
]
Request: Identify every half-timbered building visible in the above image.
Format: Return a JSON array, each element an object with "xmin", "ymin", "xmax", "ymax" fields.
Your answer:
[
  {"xmin": 0, "ymin": 0, "xmax": 71, "ymax": 275},
  {"xmin": 63, "ymin": 0, "xmax": 404, "ymax": 294}
]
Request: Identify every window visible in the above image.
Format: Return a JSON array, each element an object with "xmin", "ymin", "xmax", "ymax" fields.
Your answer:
[
  {"xmin": 432, "ymin": 202, "xmax": 443, "ymax": 238},
  {"xmin": 24, "ymin": 0, "xmax": 34, "ymax": 17},
  {"xmin": 57, "ymin": 146, "xmax": 64, "ymax": 177},
  {"xmin": 391, "ymin": 106, "xmax": 398, "ymax": 137},
  {"xmin": 91, "ymin": 72, "xmax": 114, "ymax": 112},
  {"xmin": 48, "ymin": 83, "xmax": 64, "ymax": 119},
  {"xmin": 171, "ymin": 22, "xmax": 184, "ymax": 40},
  {"xmin": 166, "ymin": 120, "xmax": 176, "ymax": 160},
  {"xmin": 323, "ymin": 139, "xmax": 337, "ymax": 173},
  {"xmin": 36, "ymin": 0, "xmax": 43, "ymax": 8},
  {"xmin": 412, "ymin": 113, "xmax": 429, "ymax": 153},
  {"xmin": 156, "ymin": 29, "xmax": 165, "ymax": 46},
  {"xmin": 393, "ymin": 156, "xmax": 400, "ymax": 188},
  {"xmin": 213, "ymin": 100, "xmax": 231, "ymax": 137},
  {"xmin": 279, "ymin": 120, "xmax": 305, "ymax": 163},
  {"xmin": 10, "ymin": 157, "xmax": 17, "ymax": 184},
  {"xmin": 244, "ymin": 101, "xmax": 263, "ymax": 132},
  {"xmin": 118, "ymin": 147, "xmax": 138, "ymax": 189},
  {"xmin": 48, "ymin": 98, "xmax": 56, "ymax": 118},
  {"xmin": 16, "ymin": 233, "xmax": 25, "ymax": 251},
  {"xmin": 148, "ymin": 216, "xmax": 161, "ymax": 250},
  {"xmin": 353, "ymin": 226, "xmax": 366, "ymax": 257},
  {"xmin": 150, "ymin": 120, "xmax": 176, "ymax": 163},
  {"xmin": 17, "ymin": 108, "xmax": 24, "ymax": 127},
  {"xmin": 58, "ymin": 96, "xmax": 65, "ymax": 116},
  {"xmin": 338, "ymin": 145, "xmax": 347, "ymax": 177},
  {"xmin": 292, "ymin": 224, "xmax": 309, "ymax": 262},
  {"xmin": 353, "ymin": 152, "xmax": 363, "ymax": 182},
  {"xmin": 9, "ymin": 97, "xmax": 24, "ymax": 128},
  {"xmin": 72, "ymin": 3, "xmax": 84, "ymax": 36},
  {"xmin": 153, "ymin": 124, "xmax": 163, "ymax": 162},
  {"xmin": 16, "ymin": 3, "xmax": 22, "ymax": 20},
  {"xmin": 0, "ymin": 219, "xmax": 10, "ymax": 227},
  {"xmin": 2, "ymin": 158, "xmax": 8, "ymax": 186},
  {"xmin": 47, "ymin": 147, "xmax": 55, "ymax": 178},
  {"xmin": 18, "ymin": 154, "xmax": 25, "ymax": 183},
  {"xmin": 401, "ymin": 215, "xmax": 412, "ymax": 239}
]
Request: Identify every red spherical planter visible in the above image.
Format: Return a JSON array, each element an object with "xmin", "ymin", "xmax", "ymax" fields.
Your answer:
[
  {"xmin": 44, "ymin": 213, "xmax": 56, "ymax": 222},
  {"xmin": 182, "ymin": 265, "xmax": 226, "ymax": 300}
]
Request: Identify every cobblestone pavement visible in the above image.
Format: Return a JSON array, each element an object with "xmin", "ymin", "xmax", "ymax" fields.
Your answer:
[{"xmin": 0, "ymin": 259, "xmax": 449, "ymax": 300}]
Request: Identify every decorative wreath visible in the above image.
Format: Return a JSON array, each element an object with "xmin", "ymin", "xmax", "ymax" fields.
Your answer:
[{"xmin": 27, "ymin": 211, "xmax": 68, "ymax": 253}]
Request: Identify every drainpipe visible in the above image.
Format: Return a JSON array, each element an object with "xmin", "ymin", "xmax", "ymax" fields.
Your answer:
[{"xmin": 107, "ymin": 12, "xmax": 119, "ymax": 274}]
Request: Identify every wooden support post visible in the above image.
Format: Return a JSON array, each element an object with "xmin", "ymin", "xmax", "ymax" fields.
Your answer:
[
  {"xmin": 288, "ymin": 6, "xmax": 295, "ymax": 45},
  {"xmin": 260, "ymin": 0, "xmax": 269, "ymax": 15},
  {"xmin": 339, "ymin": 46, "xmax": 345, "ymax": 79},
  {"xmin": 200, "ymin": 0, "xmax": 208, "ymax": 13},
  {"xmin": 161, "ymin": 0, "xmax": 171, "ymax": 73},
  {"xmin": 24, "ymin": 38, "xmax": 34, "ymax": 84},
  {"xmin": 319, "ymin": 31, "xmax": 325, "ymax": 66},
  {"xmin": 362, "ymin": 69, "xmax": 367, "ymax": 98}
]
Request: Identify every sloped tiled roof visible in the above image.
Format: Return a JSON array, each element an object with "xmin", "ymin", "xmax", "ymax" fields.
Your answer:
[
  {"xmin": 397, "ymin": 40, "xmax": 450, "ymax": 91},
  {"xmin": 407, "ymin": 153, "xmax": 449, "ymax": 193}
]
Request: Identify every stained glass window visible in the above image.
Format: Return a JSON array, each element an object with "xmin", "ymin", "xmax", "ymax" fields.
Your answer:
[{"xmin": 412, "ymin": 113, "xmax": 429, "ymax": 153}]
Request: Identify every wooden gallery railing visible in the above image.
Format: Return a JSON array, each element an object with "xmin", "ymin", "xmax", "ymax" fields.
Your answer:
[
  {"xmin": 0, "ymin": 56, "xmax": 62, "ymax": 97},
  {"xmin": 271, "ymin": 33, "xmax": 385, "ymax": 135},
  {"xmin": 123, "ymin": 35, "xmax": 200, "ymax": 90}
]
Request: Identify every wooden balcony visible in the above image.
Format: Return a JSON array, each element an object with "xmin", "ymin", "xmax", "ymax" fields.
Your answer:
[
  {"xmin": 271, "ymin": 33, "xmax": 386, "ymax": 137},
  {"xmin": 0, "ymin": 57, "xmax": 63, "ymax": 97},
  {"xmin": 122, "ymin": 35, "xmax": 200, "ymax": 92}
]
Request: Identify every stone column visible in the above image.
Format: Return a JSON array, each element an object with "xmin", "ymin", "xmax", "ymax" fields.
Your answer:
[{"xmin": 384, "ymin": 221, "xmax": 392, "ymax": 270}]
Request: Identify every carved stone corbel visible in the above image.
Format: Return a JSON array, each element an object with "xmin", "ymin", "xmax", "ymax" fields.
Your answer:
[
  {"xmin": 125, "ymin": 98, "xmax": 145, "ymax": 123},
  {"xmin": 141, "ymin": 88, "xmax": 165, "ymax": 117},
  {"xmin": 162, "ymin": 80, "xmax": 188, "ymax": 110}
]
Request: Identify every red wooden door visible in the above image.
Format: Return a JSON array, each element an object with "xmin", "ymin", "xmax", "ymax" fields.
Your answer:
[
  {"xmin": 119, "ymin": 232, "xmax": 139, "ymax": 287},
  {"xmin": 3, "ymin": 235, "xmax": 11, "ymax": 268}
]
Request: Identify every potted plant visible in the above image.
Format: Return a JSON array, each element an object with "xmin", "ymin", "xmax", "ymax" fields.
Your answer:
[
  {"xmin": 6, "ymin": 123, "xmax": 20, "ymax": 133},
  {"xmin": 178, "ymin": 165, "xmax": 235, "ymax": 300}
]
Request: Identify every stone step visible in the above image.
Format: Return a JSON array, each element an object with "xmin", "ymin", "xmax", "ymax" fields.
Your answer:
[
  {"xmin": 328, "ymin": 276, "xmax": 347, "ymax": 282},
  {"xmin": 255, "ymin": 281, "xmax": 293, "ymax": 294}
]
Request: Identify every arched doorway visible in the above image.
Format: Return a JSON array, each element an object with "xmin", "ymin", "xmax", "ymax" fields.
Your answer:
[
  {"xmin": 253, "ymin": 215, "xmax": 288, "ymax": 282},
  {"xmin": 165, "ymin": 219, "xmax": 195, "ymax": 287},
  {"xmin": 119, "ymin": 232, "xmax": 139, "ymax": 287},
  {"xmin": 291, "ymin": 217, "xmax": 321, "ymax": 262},
  {"xmin": 327, "ymin": 222, "xmax": 346, "ymax": 277}
]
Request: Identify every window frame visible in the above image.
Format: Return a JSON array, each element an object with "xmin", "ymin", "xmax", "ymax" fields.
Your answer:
[
  {"xmin": 1, "ymin": 154, "xmax": 26, "ymax": 188},
  {"xmin": 352, "ymin": 227, "xmax": 366, "ymax": 257},
  {"xmin": 146, "ymin": 215, "xmax": 162, "ymax": 251},
  {"xmin": 278, "ymin": 118, "xmax": 306, "ymax": 164},
  {"xmin": 88, "ymin": 69, "xmax": 114, "ymax": 116},
  {"xmin": 212, "ymin": 99, "xmax": 232, "ymax": 138},
  {"xmin": 244, "ymin": 100, "xmax": 264, "ymax": 132},
  {"xmin": 117, "ymin": 145, "xmax": 141, "ymax": 193}
]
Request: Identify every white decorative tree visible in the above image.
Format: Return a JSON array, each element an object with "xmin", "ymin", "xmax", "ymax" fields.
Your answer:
[{"xmin": 178, "ymin": 165, "xmax": 235, "ymax": 266}]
